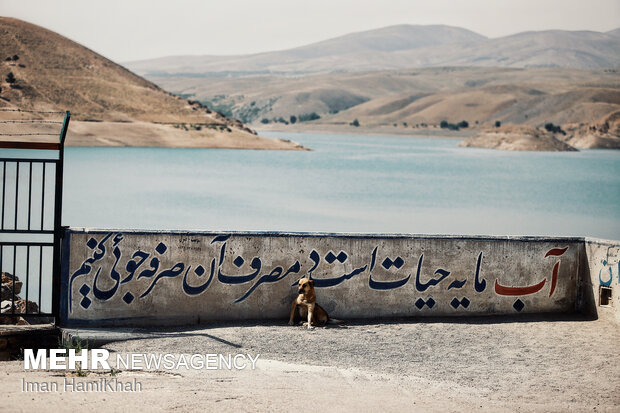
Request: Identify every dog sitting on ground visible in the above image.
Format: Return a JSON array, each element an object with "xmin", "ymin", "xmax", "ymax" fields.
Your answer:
[{"xmin": 289, "ymin": 277, "xmax": 336, "ymax": 329}]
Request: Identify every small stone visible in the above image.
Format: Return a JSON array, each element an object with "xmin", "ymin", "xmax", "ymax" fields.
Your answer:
[
  {"xmin": 1, "ymin": 272, "xmax": 23, "ymax": 300},
  {"xmin": 16, "ymin": 317, "xmax": 29, "ymax": 325},
  {"xmin": 1, "ymin": 272, "xmax": 19, "ymax": 284}
]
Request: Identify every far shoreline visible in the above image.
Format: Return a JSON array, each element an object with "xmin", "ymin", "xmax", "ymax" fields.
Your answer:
[
  {"xmin": 255, "ymin": 122, "xmax": 476, "ymax": 140},
  {"xmin": 63, "ymin": 120, "xmax": 309, "ymax": 150}
]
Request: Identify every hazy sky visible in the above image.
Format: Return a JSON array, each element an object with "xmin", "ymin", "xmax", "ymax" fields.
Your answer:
[{"xmin": 1, "ymin": 0, "xmax": 619, "ymax": 62}]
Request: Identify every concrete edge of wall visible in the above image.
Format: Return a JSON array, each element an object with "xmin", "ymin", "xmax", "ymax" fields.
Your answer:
[
  {"xmin": 581, "ymin": 237, "xmax": 620, "ymax": 324},
  {"xmin": 68, "ymin": 227, "xmax": 587, "ymax": 242},
  {"xmin": 584, "ymin": 237, "xmax": 620, "ymax": 246}
]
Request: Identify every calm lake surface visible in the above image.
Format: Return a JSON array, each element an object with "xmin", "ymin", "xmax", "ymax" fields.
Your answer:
[{"xmin": 62, "ymin": 131, "xmax": 620, "ymax": 239}]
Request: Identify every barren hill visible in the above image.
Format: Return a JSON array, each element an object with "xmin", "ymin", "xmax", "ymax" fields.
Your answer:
[
  {"xmin": 0, "ymin": 17, "xmax": 301, "ymax": 149},
  {"xmin": 434, "ymin": 30, "xmax": 620, "ymax": 69},
  {"xmin": 126, "ymin": 25, "xmax": 620, "ymax": 76},
  {"xmin": 123, "ymin": 23, "xmax": 620, "ymax": 150},
  {"xmin": 148, "ymin": 67, "xmax": 620, "ymax": 148},
  {"xmin": 126, "ymin": 25, "xmax": 485, "ymax": 77}
]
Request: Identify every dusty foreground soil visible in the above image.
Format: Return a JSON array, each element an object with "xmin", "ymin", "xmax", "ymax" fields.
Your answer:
[{"xmin": 2, "ymin": 315, "xmax": 619, "ymax": 412}]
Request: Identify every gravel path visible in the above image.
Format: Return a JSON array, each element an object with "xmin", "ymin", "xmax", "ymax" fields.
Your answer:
[{"xmin": 2, "ymin": 315, "xmax": 619, "ymax": 412}]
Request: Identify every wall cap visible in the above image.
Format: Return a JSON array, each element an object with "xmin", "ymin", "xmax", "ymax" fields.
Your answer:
[{"xmin": 65, "ymin": 227, "xmax": 590, "ymax": 243}]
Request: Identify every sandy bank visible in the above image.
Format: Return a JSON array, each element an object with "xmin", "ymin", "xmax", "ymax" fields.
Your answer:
[
  {"xmin": 0, "ymin": 120, "xmax": 307, "ymax": 150},
  {"xmin": 459, "ymin": 125, "xmax": 578, "ymax": 151},
  {"xmin": 563, "ymin": 110, "xmax": 620, "ymax": 149},
  {"xmin": 65, "ymin": 121, "xmax": 308, "ymax": 150},
  {"xmin": 255, "ymin": 122, "xmax": 476, "ymax": 139}
]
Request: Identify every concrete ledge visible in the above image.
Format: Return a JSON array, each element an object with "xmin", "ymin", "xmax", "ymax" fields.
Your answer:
[
  {"xmin": 0, "ymin": 324, "xmax": 59, "ymax": 360},
  {"xmin": 70, "ymin": 227, "xmax": 587, "ymax": 242}
]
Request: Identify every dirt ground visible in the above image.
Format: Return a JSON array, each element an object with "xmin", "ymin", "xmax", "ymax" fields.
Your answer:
[{"xmin": 1, "ymin": 314, "xmax": 619, "ymax": 412}]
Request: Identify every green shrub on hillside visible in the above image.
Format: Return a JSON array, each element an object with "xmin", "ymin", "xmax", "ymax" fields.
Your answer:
[
  {"xmin": 544, "ymin": 122, "xmax": 566, "ymax": 135},
  {"xmin": 440, "ymin": 120, "xmax": 461, "ymax": 130},
  {"xmin": 298, "ymin": 112, "xmax": 321, "ymax": 122}
]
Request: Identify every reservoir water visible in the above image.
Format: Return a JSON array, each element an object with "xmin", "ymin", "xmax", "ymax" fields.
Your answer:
[{"xmin": 62, "ymin": 131, "xmax": 620, "ymax": 239}]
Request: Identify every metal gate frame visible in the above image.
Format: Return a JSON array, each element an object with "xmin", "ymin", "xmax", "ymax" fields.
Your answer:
[{"xmin": 0, "ymin": 111, "xmax": 70, "ymax": 322}]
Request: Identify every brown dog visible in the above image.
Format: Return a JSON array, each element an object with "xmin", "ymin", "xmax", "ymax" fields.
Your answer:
[{"xmin": 289, "ymin": 278, "xmax": 330, "ymax": 329}]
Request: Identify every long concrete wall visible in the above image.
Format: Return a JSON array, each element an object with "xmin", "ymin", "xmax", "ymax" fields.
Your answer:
[{"xmin": 60, "ymin": 229, "xmax": 592, "ymax": 327}]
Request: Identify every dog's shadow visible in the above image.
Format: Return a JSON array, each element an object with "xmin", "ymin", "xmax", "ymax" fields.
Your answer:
[{"xmin": 291, "ymin": 315, "xmax": 349, "ymax": 329}]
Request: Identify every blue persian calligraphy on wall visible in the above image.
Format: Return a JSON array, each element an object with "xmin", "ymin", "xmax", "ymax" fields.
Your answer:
[
  {"xmin": 598, "ymin": 246, "xmax": 620, "ymax": 287},
  {"xmin": 66, "ymin": 232, "xmax": 573, "ymax": 317}
]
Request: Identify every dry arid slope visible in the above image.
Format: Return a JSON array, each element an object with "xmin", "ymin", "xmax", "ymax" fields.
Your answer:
[
  {"xmin": 128, "ymin": 24, "xmax": 620, "ymax": 151},
  {"xmin": 126, "ymin": 25, "xmax": 620, "ymax": 76},
  {"xmin": 0, "ymin": 17, "xmax": 302, "ymax": 149},
  {"xmin": 150, "ymin": 67, "xmax": 620, "ymax": 149}
]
